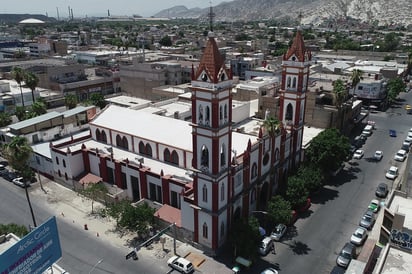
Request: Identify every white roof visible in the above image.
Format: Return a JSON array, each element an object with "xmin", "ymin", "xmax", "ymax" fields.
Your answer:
[
  {"xmin": 90, "ymin": 105, "xmax": 258, "ymax": 155},
  {"xmin": 19, "ymin": 18, "xmax": 45, "ymax": 24}
]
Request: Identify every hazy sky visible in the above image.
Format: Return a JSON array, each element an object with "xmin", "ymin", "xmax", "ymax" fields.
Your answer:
[{"xmin": 0, "ymin": 0, "xmax": 229, "ymax": 18}]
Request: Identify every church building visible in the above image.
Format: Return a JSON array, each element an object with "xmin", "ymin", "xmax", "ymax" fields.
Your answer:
[{"xmin": 48, "ymin": 29, "xmax": 312, "ymax": 252}]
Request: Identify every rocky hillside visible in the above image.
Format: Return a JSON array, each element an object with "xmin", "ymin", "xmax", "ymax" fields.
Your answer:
[{"xmin": 153, "ymin": 0, "xmax": 412, "ymax": 27}]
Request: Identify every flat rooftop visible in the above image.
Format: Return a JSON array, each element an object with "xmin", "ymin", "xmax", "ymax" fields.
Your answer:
[
  {"xmin": 380, "ymin": 246, "xmax": 412, "ymax": 274},
  {"xmin": 388, "ymin": 195, "xmax": 412, "ymax": 230}
]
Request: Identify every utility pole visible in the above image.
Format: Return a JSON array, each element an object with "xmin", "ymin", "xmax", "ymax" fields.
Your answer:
[{"xmin": 24, "ymin": 181, "xmax": 37, "ymax": 227}]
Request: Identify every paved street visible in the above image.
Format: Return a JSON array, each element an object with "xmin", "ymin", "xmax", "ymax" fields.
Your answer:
[
  {"xmin": 0, "ymin": 177, "xmax": 232, "ymax": 274},
  {"xmin": 254, "ymin": 92, "xmax": 412, "ymax": 274}
]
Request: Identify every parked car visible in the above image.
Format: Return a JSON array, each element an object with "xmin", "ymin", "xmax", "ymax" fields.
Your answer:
[
  {"xmin": 336, "ymin": 242, "xmax": 356, "ymax": 268},
  {"xmin": 258, "ymin": 236, "xmax": 274, "ymax": 255},
  {"xmin": 401, "ymin": 143, "xmax": 410, "ymax": 152},
  {"xmin": 167, "ymin": 255, "xmax": 194, "ymax": 274},
  {"xmin": 261, "ymin": 268, "xmax": 278, "ymax": 274},
  {"xmin": 296, "ymin": 198, "xmax": 311, "ymax": 213},
  {"xmin": 368, "ymin": 199, "xmax": 380, "ymax": 213},
  {"xmin": 373, "ymin": 151, "xmax": 383, "ymax": 161},
  {"xmin": 353, "ymin": 150, "xmax": 364, "ymax": 159},
  {"xmin": 3, "ymin": 171, "xmax": 18, "ymax": 182},
  {"xmin": 12, "ymin": 177, "xmax": 28, "ymax": 188},
  {"xmin": 389, "ymin": 129, "xmax": 397, "ymax": 137},
  {"xmin": 403, "ymin": 139, "xmax": 412, "ymax": 147},
  {"xmin": 394, "ymin": 149, "xmax": 407, "ymax": 162},
  {"xmin": 375, "ymin": 183, "xmax": 389, "ymax": 198},
  {"xmin": 270, "ymin": 224, "xmax": 287, "ymax": 241},
  {"xmin": 359, "ymin": 210, "xmax": 376, "ymax": 230},
  {"xmin": 385, "ymin": 166, "xmax": 399, "ymax": 180},
  {"xmin": 350, "ymin": 227, "xmax": 368, "ymax": 246}
]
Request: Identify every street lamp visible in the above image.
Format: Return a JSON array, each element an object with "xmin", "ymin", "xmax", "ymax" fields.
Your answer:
[{"xmin": 88, "ymin": 259, "xmax": 103, "ymax": 274}]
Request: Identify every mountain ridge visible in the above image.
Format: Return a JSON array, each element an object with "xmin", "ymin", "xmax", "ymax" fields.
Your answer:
[{"xmin": 153, "ymin": 0, "xmax": 412, "ymax": 27}]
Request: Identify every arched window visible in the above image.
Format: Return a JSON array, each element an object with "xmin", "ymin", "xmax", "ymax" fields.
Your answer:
[
  {"xmin": 101, "ymin": 131, "xmax": 107, "ymax": 143},
  {"xmin": 220, "ymin": 222, "xmax": 225, "ymax": 238},
  {"xmin": 287, "ymin": 76, "xmax": 291, "ymax": 88},
  {"xmin": 275, "ymin": 148, "xmax": 280, "ymax": 161},
  {"xmin": 201, "ymin": 145, "xmax": 209, "ymax": 168},
  {"xmin": 145, "ymin": 144, "xmax": 152, "ymax": 157},
  {"xmin": 65, "ymin": 173, "xmax": 68, "ymax": 180},
  {"xmin": 251, "ymin": 163, "xmax": 258, "ymax": 179},
  {"xmin": 220, "ymin": 183, "xmax": 225, "ymax": 201},
  {"xmin": 219, "ymin": 106, "xmax": 223, "ymax": 122},
  {"xmin": 164, "ymin": 148, "xmax": 171, "ymax": 162},
  {"xmin": 251, "ymin": 188, "xmax": 256, "ymax": 204},
  {"xmin": 139, "ymin": 141, "xmax": 145, "ymax": 154},
  {"xmin": 63, "ymin": 159, "xmax": 66, "ymax": 168},
  {"xmin": 220, "ymin": 144, "xmax": 226, "ymax": 167},
  {"xmin": 292, "ymin": 77, "xmax": 297, "ymax": 88},
  {"xmin": 58, "ymin": 170, "xmax": 61, "ymax": 177},
  {"xmin": 56, "ymin": 157, "xmax": 59, "ymax": 165},
  {"xmin": 198, "ymin": 105, "xmax": 203, "ymax": 124},
  {"xmin": 122, "ymin": 136, "xmax": 129, "ymax": 150},
  {"xmin": 224, "ymin": 104, "xmax": 228, "ymax": 120},
  {"xmin": 205, "ymin": 106, "xmax": 210, "ymax": 125},
  {"xmin": 116, "ymin": 134, "xmax": 122, "ymax": 147},
  {"xmin": 286, "ymin": 103, "xmax": 293, "ymax": 121},
  {"xmin": 203, "ymin": 222, "xmax": 208, "ymax": 239},
  {"xmin": 202, "ymin": 184, "xmax": 208, "ymax": 202},
  {"xmin": 171, "ymin": 150, "xmax": 179, "ymax": 165},
  {"xmin": 95, "ymin": 129, "xmax": 101, "ymax": 141}
]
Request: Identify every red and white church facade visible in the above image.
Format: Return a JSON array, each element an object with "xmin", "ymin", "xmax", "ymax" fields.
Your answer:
[{"xmin": 48, "ymin": 30, "xmax": 312, "ymax": 252}]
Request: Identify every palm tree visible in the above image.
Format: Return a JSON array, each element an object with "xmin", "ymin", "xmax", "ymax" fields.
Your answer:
[
  {"xmin": 350, "ymin": 69, "xmax": 363, "ymax": 93},
  {"xmin": 262, "ymin": 115, "xmax": 282, "ymax": 138},
  {"xmin": 333, "ymin": 79, "xmax": 348, "ymax": 131},
  {"xmin": 24, "ymin": 72, "xmax": 39, "ymax": 103},
  {"xmin": 3, "ymin": 136, "xmax": 37, "ymax": 227},
  {"xmin": 11, "ymin": 67, "xmax": 25, "ymax": 107}
]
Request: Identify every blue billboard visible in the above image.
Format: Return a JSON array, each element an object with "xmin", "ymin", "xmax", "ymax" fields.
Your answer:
[{"xmin": 0, "ymin": 216, "xmax": 62, "ymax": 274}]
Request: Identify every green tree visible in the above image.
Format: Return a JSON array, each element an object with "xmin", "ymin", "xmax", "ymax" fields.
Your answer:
[
  {"xmin": 90, "ymin": 93, "xmax": 107, "ymax": 109},
  {"xmin": 14, "ymin": 106, "xmax": 27, "ymax": 121},
  {"xmin": 0, "ymin": 223, "xmax": 29, "ymax": 238},
  {"xmin": 305, "ymin": 128, "xmax": 350, "ymax": 174},
  {"xmin": 267, "ymin": 195, "xmax": 292, "ymax": 225},
  {"xmin": 229, "ymin": 217, "xmax": 261, "ymax": 260},
  {"xmin": 30, "ymin": 100, "xmax": 47, "ymax": 116},
  {"xmin": 286, "ymin": 176, "xmax": 309, "ymax": 209},
  {"xmin": 3, "ymin": 136, "xmax": 37, "ymax": 227},
  {"xmin": 11, "ymin": 67, "xmax": 26, "ymax": 107},
  {"xmin": 333, "ymin": 79, "xmax": 349, "ymax": 131},
  {"xmin": 64, "ymin": 94, "xmax": 78, "ymax": 109},
  {"xmin": 387, "ymin": 78, "xmax": 406, "ymax": 105},
  {"xmin": 117, "ymin": 202, "xmax": 155, "ymax": 236},
  {"xmin": 297, "ymin": 164, "xmax": 324, "ymax": 193},
  {"xmin": 0, "ymin": 112, "xmax": 12, "ymax": 127},
  {"xmin": 81, "ymin": 183, "xmax": 108, "ymax": 214},
  {"xmin": 24, "ymin": 72, "xmax": 39, "ymax": 103},
  {"xmin": 159, "ymin": 35, "xmax": 172, "ymax": 47},
  {"xmin": 105, "ymin": 199, "xmax": 131, "ymax": 226}
]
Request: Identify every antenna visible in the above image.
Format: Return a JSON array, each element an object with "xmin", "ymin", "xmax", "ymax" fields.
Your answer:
[
  {"xmin": 298, "ymin": 10, "xmax": 303, "ymax": 27},
  {"xmin": 56, "ymin": 7, "xmax": 60, "ymax": 21},
  {"xmin": 108, "ymin": 9, "xmax": 110, "ymax": 17},
  {"xmin": 208, "ymin": 1, "xmax": 215, "ymax": 32}
]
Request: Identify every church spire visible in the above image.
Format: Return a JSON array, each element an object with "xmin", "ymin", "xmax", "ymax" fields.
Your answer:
[
  {"xmin": 208, "ymin": 1, "xmax": 215, "ymax": 32},
  {"xmin": 283, "ymin": 29, "xmax": 311, "ymax": 62}
]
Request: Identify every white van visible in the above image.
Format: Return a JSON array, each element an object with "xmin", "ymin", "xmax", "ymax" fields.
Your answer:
[{"xmin": 362, "ymin": 125, "xmax": 373, "ymax": 136}]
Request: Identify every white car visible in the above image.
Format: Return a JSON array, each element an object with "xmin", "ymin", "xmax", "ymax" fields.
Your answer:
[
  {"xmin": 167, "ymin": 255, "xmax": 194, "ymax": 274},
  {"xmin": 374, "ymin": 151, "xmax": 383, "ymax": 161},
  {"xmin": 12, "ymin": 177, "xmax": 27, "ymax": 188},
  {"xmin": 386, "ymin": 166, "xmax": 399, "ymax": 180},
  {"xmin": 261, "ymin": 268, "xmax": 279, "ymax": 274},
  {"xmin": 403, "ymin": 139, "xmax": 412, "ymax": 147},
  {"xmin": 394, "ymin": 149, "xmax": 407, "ymax": 162},
  {"xmin": 353, "ymin": 149, "xmax": 364, "ymax": 159},
  {"xmin": 270, "ymin": 224, "xmax": 287, "ymax": 241},
  {"xmin": 350, "ymin": 227, "xmax": 368, "ymax": 246}
]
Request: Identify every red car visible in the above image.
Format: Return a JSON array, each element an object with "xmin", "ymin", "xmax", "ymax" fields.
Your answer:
[{"xmin": 296, "ymin": 198, "xmax": 311, "ymax": 214}]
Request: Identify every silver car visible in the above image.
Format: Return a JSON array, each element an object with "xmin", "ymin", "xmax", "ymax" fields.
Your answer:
[
  {"xmin": 350, "ymin": 227, "xmax": 368, "ymax": 246},
  {"xmin": 359, "ymin": 210, "xmax": 375, "ymax": 230},
  {"xmin": 336, "ymin": 242, "xmax": 356, "ymax": 268},
  {"xmin": 270, "ymin": 224, "xmax": 287, "ymax": 241}
]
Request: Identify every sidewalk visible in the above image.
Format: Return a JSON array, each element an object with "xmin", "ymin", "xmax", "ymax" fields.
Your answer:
[{"xmin": 30, "ymin": 179, "xmax": 234, "ymax": 274}]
